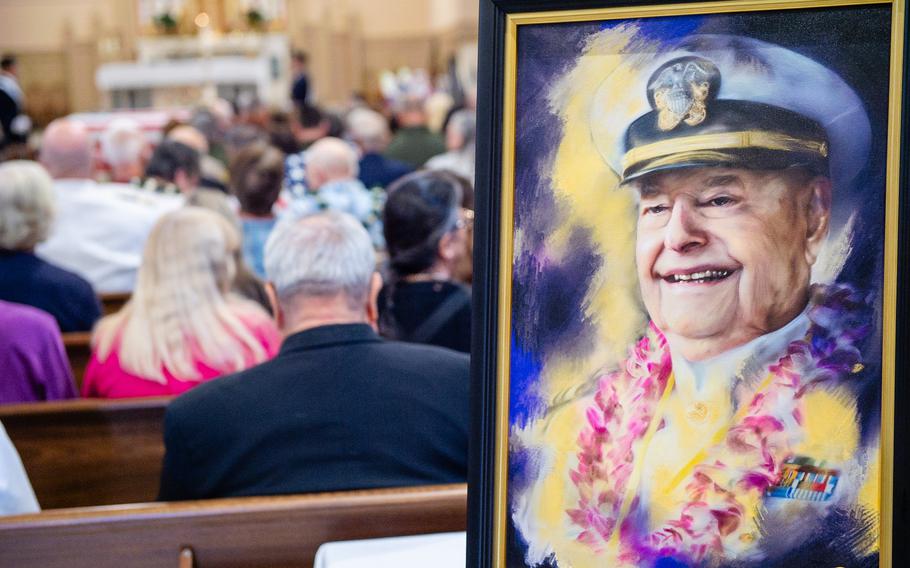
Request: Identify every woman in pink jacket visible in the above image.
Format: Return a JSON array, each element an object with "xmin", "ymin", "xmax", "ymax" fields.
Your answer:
[{"xmin": 83, "ymin": 207, "xmax": 280, "ymax": 399}]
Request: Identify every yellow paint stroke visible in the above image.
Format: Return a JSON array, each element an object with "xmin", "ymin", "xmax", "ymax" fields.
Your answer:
[
  {"xmin": 537, "ymin": 25, "xmax": 652, "ymax": 405},
  {"xmin": 511, "ymin": 25, "xmax": 665, "ymax": 567}
]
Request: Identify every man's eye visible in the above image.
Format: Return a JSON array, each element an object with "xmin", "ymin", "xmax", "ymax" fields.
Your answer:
[
  {"xmin": 705, "ymin": 196, "xmax": 736, "ymax": 207},
  {"xmin": 644, "ymin": 204, "xmax": 669, "ymax": 215}
]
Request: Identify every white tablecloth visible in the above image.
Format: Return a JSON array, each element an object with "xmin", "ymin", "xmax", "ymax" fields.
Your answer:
[{"xmin": 313, "ymin": 531, "xmax": 466, "ymax": 568}]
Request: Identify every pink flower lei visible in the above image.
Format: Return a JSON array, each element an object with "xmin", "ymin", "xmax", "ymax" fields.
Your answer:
[{"xmin": 567, "ymin": 284, "xmax": 871, "ymax": 565}]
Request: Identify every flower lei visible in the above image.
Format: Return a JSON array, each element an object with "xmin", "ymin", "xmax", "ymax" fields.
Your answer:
[{"xmin": 567, "ymin": 284, "xmax": 872, "ymax": 565}]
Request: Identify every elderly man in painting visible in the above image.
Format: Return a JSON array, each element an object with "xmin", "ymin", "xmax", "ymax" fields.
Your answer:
[{"xmin": 517, "ymin": 37, "xmax": 881, "ymax": 567}]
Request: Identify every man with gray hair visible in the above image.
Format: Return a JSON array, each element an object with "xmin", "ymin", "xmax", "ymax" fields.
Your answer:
[
  {"xmin": 159, "ymin": 211, "xmax": 470, "ymax": 500},
  {"xmin": 346, "ymin": 107, "xmax": 413, "ymax": 189},
  {"xmin": 100, "ymin": 118, "xmax": 149, "ymax": 184}
]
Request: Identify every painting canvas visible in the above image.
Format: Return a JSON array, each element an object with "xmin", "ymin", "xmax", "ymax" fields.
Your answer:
[{"xmin": 490, "ymin": 2, "xmax": 901, "ymax": 567}]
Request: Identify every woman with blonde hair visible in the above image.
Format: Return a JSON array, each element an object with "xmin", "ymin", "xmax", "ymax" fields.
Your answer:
[{"xmin": 83, "ymin": 207, "xmax": 280, "ymax": 398}]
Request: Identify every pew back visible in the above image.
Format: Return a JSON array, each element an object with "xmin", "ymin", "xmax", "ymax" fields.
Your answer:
[
  {"xmin": 0, "ymin": 397, "xmax": 169, "ymax": 509},
  {"xmin": 99, "ymin": 292, "xmax": 130, "ymax": 316},
  {"xmin": 62, "ymin": 331, "xmax": 91, "ymax": 390},
  {"xmin": 0, "ymin": 484, "xmax": 468, "ymax": 568}
]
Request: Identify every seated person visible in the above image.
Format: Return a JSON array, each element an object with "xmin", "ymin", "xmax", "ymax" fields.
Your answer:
[
  {"xmin": 0, "ymin": 421, "xmax": 40, "ymax": 515},
  {"xmin": 185, "ymin": 189, "xmax": 273, "ymax": 314},
  {"xmin": 281, "ymin": 104, "xmax": 331, "ymax": 198},
  {"xmin": 137, "ymin": 139, "xmax": 201, "ymax": 195},
  {"xmin": 425, "ymin": 109, "xmax": 476, "ymax": 182},
  {"xmin": 0, "ymin": 160, "xmax": 101, "ymax": 332},
  {"xmin": 281, "ymin": 137, "xmax": 385, "ymax": 248},
  {"xmin": 83, "ymin": 207, "xmax": 280, "ymax": 399},
  {"xmin": 158, "ymin": 211, "xmax": 470, "ymax": 500},
  {"xmin": 379, "ymin": 171, "xmax": 472, "ymax": 354},
  {"xmin": 0, "ymin": 300, "xmax": 77, "ymax": 404},
  {"xmin": 384, "ymin": 97, "xmax": 446, "ymax": 168},
  {"xmin": 345, "ymin": 107, "xmax": 413, "ymax": 189},
  {"xmin": 229, "ymin": 142, "xmax": 284, "ymax": 279},
  {"xmin": 35, "ymin": 119, "xmax": 182, "ymax": 293},
  {"xmin": 99, "ymin": 118, "xmax": 149, "ymax": 184}
]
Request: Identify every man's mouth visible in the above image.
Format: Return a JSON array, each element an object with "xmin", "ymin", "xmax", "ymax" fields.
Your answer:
[{"xmin": 662, "ymin": 269, "xmax": 734, "ymax": 284}]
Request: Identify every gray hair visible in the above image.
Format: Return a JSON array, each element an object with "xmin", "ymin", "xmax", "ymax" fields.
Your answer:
[
  {"xmin": 345, "ymin": 108, "xmax": 389, "ymax": 153},
  {"xmin": 0, "ymin": 160, "xmax": 55, "ymax": 250},
  {"xmin": 306, "ymin": 137, "xmax": 359, "ymax": 180},
  {"xmin": 447, "ymin": 109, "xmax": 476, "ymax": 151},
  {"xmin": 100, "ymin": 118, "xmax": 147, "ymax": 167},
  {"xmin": 264, "ymin": 211, "xmax": 375, "ymax": 307}
]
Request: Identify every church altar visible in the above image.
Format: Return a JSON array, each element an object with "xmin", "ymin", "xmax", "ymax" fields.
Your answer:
[
  {"xmin": 96, "ymin": 1, "xmax": 290, "ymax": 109},
  {"xmin": 96, "ymin": 32, "xmax": 290, "ymax": 109}
]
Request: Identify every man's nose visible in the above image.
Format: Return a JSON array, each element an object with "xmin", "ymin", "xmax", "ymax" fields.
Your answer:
[{"xmin": 664, "ymin": 201, "xmax": 707, "ymax": 253}]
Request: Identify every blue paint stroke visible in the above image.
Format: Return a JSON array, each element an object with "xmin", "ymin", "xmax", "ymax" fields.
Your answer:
[{"xmin": 509, "ymin": 335, "xmax": 546, "ymax": 429}]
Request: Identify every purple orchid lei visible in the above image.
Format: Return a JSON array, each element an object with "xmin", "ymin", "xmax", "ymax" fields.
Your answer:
[{"xmin": 567, "ymin": 283, "xmax": 872, "ymax": 565}]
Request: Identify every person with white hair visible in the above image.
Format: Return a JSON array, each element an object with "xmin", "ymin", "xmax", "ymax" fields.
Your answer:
[
  {"xmin": 281, "ymin": 136, "xmax": 384, "ymax": 248},
  {"xmin": 346, "ymin": 107, "xmax": 412, "ymax": 189},
  {"xmin": 36, "ymin": 118, "xmax": 182, "ymax": 293},
  {"xmin": 425, "ymin": 109, "xmax": 476, "ymax": 182},
  {"xmin": 0, "ymin": 160, "xmax": 101, "ymax": 332},
  {"xmin": 100, "ymin": 118, "xmax": 149, "ymax": 184},
  {"xmin": 83, "ymin": 207, "xmax": 280, "ymax": 399},
  {"xmin": 158, "ymin": 211, "xmax": 470, "ymax": 500}
]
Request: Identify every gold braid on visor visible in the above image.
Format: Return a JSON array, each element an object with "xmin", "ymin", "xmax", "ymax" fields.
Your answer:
[{"xmin": 621, "ymin": 130, "xmax": 829, "ymax": 174}]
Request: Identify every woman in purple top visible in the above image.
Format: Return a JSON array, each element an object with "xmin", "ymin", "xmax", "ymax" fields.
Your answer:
[{"xmin": 0, "ymin": 300, "xmax": 77, "ymax": 404}]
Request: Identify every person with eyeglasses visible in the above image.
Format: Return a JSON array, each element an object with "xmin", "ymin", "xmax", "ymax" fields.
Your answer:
[{"xmin": 379, "ymin": 170, "xmax": 473, "ymax": 354}]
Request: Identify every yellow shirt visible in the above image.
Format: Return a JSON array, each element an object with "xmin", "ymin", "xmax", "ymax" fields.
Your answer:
[{"xmin": 640, "ymin": 313, "xmax": 810, "ymax": 533}]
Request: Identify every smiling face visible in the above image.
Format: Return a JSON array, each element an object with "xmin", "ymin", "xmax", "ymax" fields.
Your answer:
[{"xmin": 634, "ymin": 167, "xmax": 831, "ymax": 361}]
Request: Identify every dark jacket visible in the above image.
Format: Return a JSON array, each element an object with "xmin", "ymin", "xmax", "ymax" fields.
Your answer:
[
  {"xmin": 158, "ymin": 323, "xmax": 470, "ymax": 500},
  {"xmin": 379, "ymin": 281, "xmax": 471, "ymax": 354},
  {"xmin": 0, "ymin": 251, "xmax": 101, "ymax": 333},
  {"xmin": 358, "ymin": 152, "xmax": 413, "ymax": 190}
]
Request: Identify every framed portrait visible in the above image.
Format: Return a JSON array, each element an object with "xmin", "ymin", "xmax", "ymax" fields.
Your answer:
[{"xmin": 467, "ymin": 0, "xmax": 910, "ymax": 566}]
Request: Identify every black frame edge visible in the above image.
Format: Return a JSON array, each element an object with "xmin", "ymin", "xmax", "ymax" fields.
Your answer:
[{"xmin": 468, "ymin": 1, "xmax": 507, "ymax": 567}]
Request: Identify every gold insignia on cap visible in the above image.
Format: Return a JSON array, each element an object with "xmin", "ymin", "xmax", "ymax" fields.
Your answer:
[
  {"xmin": 649, "ymin": 60, "xmax": 714, "ymax": 132},
  {"xmin": 655, "ymin": 80, "xmax": 710, "ymax": 131}
]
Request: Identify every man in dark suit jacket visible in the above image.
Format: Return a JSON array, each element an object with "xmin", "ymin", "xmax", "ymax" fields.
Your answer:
[{"xmin": 158, "ymin": 211, "xmax": 470, "ymax": 501}]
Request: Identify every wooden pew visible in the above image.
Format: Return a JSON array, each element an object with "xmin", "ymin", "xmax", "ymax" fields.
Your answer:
[
  {"xmin": 0, "ymin": 484, "xmax": 468, "ymax": 568},
  {"xmin": 62, "ymin": 331, "xmax": 92, "ymax": 390},
  {"xmin": 99, "ymin": 292, "xmax": 130, "ymax": 316},
  {"xmin": 0, "ymin": 397, "xmax": 169, "ymax": 509}
]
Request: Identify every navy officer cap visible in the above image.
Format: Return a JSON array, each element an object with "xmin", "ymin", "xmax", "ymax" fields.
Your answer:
[{"xmin": 591, "ymin": 35, "xmax": 870, "ymax": 189}]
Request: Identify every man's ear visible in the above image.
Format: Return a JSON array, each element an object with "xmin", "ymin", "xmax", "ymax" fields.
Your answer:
[
  {"xmin": 365, "ymin": 272, "xmax": 383, "ymax": 331},
  {"xmin": 265, "ymin": 282, "xmax": 285, "ymax": 330},
  {"xmin": 804, "ymin": 176, "xmax": 832, "ymax": 265}
]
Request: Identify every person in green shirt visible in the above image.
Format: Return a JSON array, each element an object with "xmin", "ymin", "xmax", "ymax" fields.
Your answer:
[{"xmin": 384, "ymin": 97, "xmax": 446, "ymax": 168}]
